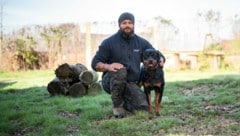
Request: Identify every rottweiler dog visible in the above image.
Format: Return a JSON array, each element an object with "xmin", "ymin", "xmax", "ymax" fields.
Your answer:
[{"xmin": 139, "ymin": 48, "xmax": 165, "ymax": 116}]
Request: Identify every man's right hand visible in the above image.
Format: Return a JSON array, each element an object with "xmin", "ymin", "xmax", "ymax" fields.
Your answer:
[
  {"xmin": 95, "ymin": 62, "xmax": 124, "ymax": 72},
  {"xmin": 105, "ymin": 63, "xmax": 124, "ymax": 72}
]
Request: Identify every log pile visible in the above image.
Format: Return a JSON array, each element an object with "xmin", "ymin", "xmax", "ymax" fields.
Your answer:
[{"xmin": 47, "ymin": 63, "xmax": 102, "ymax": 97}]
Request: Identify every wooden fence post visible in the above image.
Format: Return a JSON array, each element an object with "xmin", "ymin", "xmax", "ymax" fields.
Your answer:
[{"xmin": 85, "ymin": 22, "xmax": 91, "ymax": 69}]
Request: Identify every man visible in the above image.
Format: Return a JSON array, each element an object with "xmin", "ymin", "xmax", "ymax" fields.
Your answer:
[{"xmin": 91, "ymin": 12, "xmax": 155, "ymax": 118}]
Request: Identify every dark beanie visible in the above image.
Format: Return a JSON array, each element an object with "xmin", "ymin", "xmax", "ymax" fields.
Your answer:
[{"xmin": 118, "ymin": 12, "xmax": 135, "ymax": 25}]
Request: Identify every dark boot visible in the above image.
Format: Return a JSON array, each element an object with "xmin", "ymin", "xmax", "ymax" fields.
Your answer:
[{"xmin": 113, "ymin": 103, "xmax": 125, "ymax": 118}]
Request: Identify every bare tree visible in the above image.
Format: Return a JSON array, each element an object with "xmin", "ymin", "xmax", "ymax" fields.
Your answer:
[
  {"xmin": 232, "ymin": 14, "xmax": 240, "ymax": 38},
  {"xmin": 152, "ymin": 16, "xmax": 179, "ymax": 50},
  {"xmin": 197, "ymin": 10, "xmax": 221, "ymax": 49},
  {"xmin": 10, "ymin": 27, "xmax": 39, "ymax": 70},
  {"xmin": 40, "ymin": 24, "xmax": 71, "ymax": 68}
]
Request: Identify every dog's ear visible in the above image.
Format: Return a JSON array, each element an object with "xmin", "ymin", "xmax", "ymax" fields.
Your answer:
[
  {"xmin": 156, "ymin": 50, "xmax": 160, "ymax": 62},
  {"xmin": 158, "ymin": 50, "xmax": 166, "ymax": 63},
  {"xmin": 157, "ymin": 50, "xmax": 166, "ymax": 62}
]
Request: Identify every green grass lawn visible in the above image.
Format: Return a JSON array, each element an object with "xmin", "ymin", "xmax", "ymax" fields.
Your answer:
[{"xmin": 0, "ymin": 70, "xmax": 239, "ymax": 136}]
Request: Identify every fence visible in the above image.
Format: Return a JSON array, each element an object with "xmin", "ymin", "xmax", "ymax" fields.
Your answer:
[{"xmin": 0, "ymin": 20, "xmax": 239, "ymax": 71}]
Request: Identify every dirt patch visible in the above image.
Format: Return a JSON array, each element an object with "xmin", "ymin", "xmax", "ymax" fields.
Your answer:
[
  {"xmin": 170, "ymin": 114, "xmax": 239, "ymax": 135},
  {"xmin": 181, "ymin": 84, "xmax": 226, "ymax": 96},
  {"xmin": 204, "ymin": 105, "xmax": 239, "ymax": 114},
  {"xmin": 181, "ymin": 84, "xmax": 213, "ymax": 96},
  {"xmin": 57, "ymin": 110, "xmax": 80, "ymax": 119},
  {"xmin": 11, "ymin": 124, "xmax": 42, "ymax": 136},
  {"xmin": 67, "ymin": 124, "xmax": 80, "ymax": 134},
  {"xmin": 57, "ymin": 110, "xmax": 81, "ymax": 135}
]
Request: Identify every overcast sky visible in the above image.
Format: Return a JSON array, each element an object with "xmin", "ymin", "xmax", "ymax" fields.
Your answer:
[
  {"xmin": 1, "ymin": 0, "xmax": 239, "ymax": 51},
  {"xmin": 1, "ymin": 0, "xmax": 239, "ymax": 29}
]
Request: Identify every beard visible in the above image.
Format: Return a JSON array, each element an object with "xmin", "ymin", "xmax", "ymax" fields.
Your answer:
[{"xmin": 120, "ymin": 27, "xmax": 134, "ymax": 38}]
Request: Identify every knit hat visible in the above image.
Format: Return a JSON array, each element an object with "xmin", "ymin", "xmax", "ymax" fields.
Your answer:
[{"xmin": 118, "ymin": 12, "xmax": 135, "ymax": 25}]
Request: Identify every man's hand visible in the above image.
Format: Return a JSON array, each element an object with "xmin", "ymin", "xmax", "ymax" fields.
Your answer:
[
  {"xmin": 95, "ymin": 62, "xmax": 124, "ymax": 72},
  {"xmin": 105, "ymin": 63, "xmax": 124, "ymax": 72}
]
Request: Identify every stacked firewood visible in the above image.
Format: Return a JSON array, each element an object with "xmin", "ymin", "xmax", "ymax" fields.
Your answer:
[{"xmin": 47, "ymin": 63, "xmax": 102, "ymax": 97}]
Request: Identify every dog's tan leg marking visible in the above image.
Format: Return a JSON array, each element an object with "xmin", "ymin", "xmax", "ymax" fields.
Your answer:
[
  {"xmin": 153, "ymin": 82, "xmax": 161, "ymax": 116},
  {"xmin": 155, "ymin": 82, "xmax": 161, "ymax": 88},
  {"xmin": 147, "ymin": 93, "xmax": 153, "ymax": 113},
  {"xmin": 155, "ymin": 91, "xmax": 160, "ymax": 116},
  {"xmin": 144, "ymin": 83, "xmax": 153, "ymax": 113}
]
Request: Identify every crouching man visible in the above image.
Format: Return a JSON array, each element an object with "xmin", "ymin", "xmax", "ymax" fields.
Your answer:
[{"xmin": 91, "ymin": 12, "xmax": 155, "ymax": 118}]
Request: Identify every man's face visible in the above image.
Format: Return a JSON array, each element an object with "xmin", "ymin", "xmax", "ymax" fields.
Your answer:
[{"xmin": 119, "ymin": 20, "xmax": 134, "ymax": 36}]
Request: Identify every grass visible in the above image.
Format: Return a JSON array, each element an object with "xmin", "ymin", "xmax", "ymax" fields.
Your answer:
[{"xmin": 0, "ymin": 70, "xmax": 240, "ymax": 135}]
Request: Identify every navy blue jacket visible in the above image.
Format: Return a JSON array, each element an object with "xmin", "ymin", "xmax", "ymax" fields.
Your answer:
[{"xmin": 91, "ymin": 30, "xmax": 154, "ymax": 82}]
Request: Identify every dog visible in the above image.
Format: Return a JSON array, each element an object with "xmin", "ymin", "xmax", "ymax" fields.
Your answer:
[{"xmin": 138, "ymin": 48, "xmax": 165, "ymax": 116}]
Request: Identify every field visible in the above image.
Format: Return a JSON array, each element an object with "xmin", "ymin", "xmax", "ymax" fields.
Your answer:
[{"xmin": 0, "ymin": 70, "xmax": 240, "ymax": 136}]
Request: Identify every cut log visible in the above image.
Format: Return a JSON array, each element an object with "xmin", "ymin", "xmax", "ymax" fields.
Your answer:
[
  {"xmin": 70, "ymin": 63, "xmax": 88, "ymax": 83},
  {"xmin": 68, "ymin": 82, "xmax": 87, "ymax": 97},
  {"xmin": 74, "ymin": 63, "xmax": 88, "ymax": 72},
  {"xmin": 47, "ymin": 77, "xmax": 68, "ymax": 96},
  {"xmin": 79, "ymin": 70, "xmax": 98, "ymax": 86},
  {"xmin": 55, "ymin": 63, "xmax": 72, "ymax": 79},
  {"xmin": 55, "ymin": 63, "xmax": 88, "ymax": 86},
  {"xmin": 87, "ymin": 82, "xmax": 103, "ymax": 96}
]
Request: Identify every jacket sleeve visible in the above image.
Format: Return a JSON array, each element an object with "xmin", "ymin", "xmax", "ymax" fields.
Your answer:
[{"xmin": 91, "ymin": 39, "xmax": 110, "ymax": 71}]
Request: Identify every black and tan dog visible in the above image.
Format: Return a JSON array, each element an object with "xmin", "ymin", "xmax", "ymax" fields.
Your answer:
[{"xmin": 139, "ymin": 48, "xmax": 165, "ymax": 116}]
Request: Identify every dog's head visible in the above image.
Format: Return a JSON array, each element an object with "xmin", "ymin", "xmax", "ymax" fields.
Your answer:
[{"xmin": 141, "ymin": 49, "xmax": 160, "ymax": 70}]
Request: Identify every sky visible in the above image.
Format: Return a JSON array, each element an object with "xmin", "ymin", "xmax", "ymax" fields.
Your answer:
[
  {"xmin": 1, "ymin": 0, "xmax": 239, "ymax": 30},
  {"xmin": 0, "ymin": 0, "xmax": 240, "ymax": 51}
]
